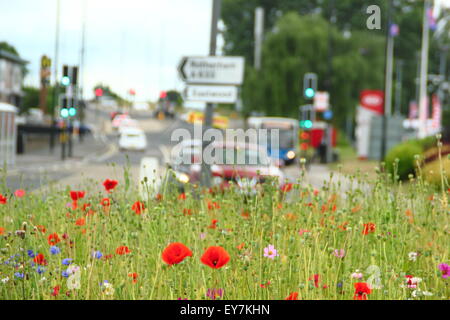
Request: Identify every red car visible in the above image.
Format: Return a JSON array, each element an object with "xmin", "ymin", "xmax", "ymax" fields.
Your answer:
[{"xmin": 183, "ymin": 141, "xmax": 285, "ymax": 190}]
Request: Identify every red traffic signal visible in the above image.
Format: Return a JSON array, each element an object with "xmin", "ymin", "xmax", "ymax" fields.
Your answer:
[
  {"xmin": 160, "ymin": 91, "xmax": 167, "ymax": 99},
  {"xmin": 95, "ymin": 88, "xmax": 103, "ymax": 97},
  {"xmin": 129, "ymin": 89, "xmax": 136, "ymax": 96}
]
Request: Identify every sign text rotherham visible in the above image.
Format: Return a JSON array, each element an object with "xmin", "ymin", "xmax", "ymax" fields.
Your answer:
[{"xmin": 178, "ymin": 56, "xmax": 245, "ymax": 85}]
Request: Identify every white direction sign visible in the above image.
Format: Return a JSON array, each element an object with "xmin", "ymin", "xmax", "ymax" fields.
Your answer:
[
  {"xmin": 314, "ymin": 91, "xmax": 330, "ymax": 111},
  {"xmin": 178, "ymin": 56, "xmax": 245, "ymax": 85},
  {"xmin": 184, "ymin": 85, "xmax": 238, "ymax": 104}
]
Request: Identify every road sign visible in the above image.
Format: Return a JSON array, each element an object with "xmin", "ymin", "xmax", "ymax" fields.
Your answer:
[
  {"xmin": 360, "ymin": 90, "xmax": 384, "ymax": 115},
  {"xmin": 314, "ymin": 91, "xmax": 329, "ymax": 111},
  {"xmin": 184, "ymin": 85, "xmax": 238, "ymax": 104},
  {"xmin": 178, "ymin": 56, "xmax": 245, "ymax": 85}
]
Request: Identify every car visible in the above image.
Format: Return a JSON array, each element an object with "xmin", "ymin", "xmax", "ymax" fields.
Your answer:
[
  {"xmin": 168, "ymin": 140, "xmax": 284, "ymax": 192},
  {"xmin": 117, "ymin": 118, "xmax": 139, "ymax": 136},
  {"xmin": 112, "ymin": 114, "xmax": 131, "ymax": 130},
  {"xmin": 118, "ymin": 128, "xmax": 147, "ymax": 151}
]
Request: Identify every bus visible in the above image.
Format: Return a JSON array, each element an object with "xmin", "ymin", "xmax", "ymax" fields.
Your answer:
[{"xmin": 247, "ymin": 117, "xmax": 299, "ymax": 166}]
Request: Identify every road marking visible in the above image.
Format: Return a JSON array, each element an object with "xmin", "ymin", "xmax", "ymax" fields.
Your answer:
[{"xmin": 158, "ymin": 145, "xmax": 171, "ymax": 165}]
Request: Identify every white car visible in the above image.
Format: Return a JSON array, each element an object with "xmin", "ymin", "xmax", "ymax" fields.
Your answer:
[
  {"xmin": 112, "ymin": 114, "xmax": 131, "ymax": 130},
  {"xmin": 118, "ymin": 118, "xmax": 139, "ymax": 136},
  {"xmin": 119, "ymin": 128, "xmax": 147, "ymax": 151}
]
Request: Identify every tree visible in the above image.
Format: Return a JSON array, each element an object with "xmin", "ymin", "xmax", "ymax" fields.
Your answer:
[
  {"xmin": 242, "ymin": 12, "xmax": 385, "ymax": 128},
  {"xmin": 166, "ymin": 90, "xmax": 183, "ymax": 106},
  {"xmin": 222, "ymin": 0, "xmax": 447, "ymax": 127}
]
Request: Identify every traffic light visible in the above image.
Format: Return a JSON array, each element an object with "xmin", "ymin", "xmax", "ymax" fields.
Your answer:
[
  {"xmin": 303, "ymin": 73, "xmax": 317, "ymax": 100},
  {"xmin": 299, "ymin": 130, "xmax": 311, "ymax": 151},
  {"xmin": 60, "ymin": 97, "xmax": 69, "ymax": 118},
  {"xmin": 61, "ymin": 65, "xmax": 70, "ymax": 86},
  {"xmin": 300, "ymin": 120, "xmax": 313, "ymax": 129},
  {"xmin": 61, "ymin": 65, "xmax": 78, "ymax": 86},
  {"xmin": 95, "ymin": 88, "xmax": 103, "ymax": 97},
  {"xmin": 68, "ymin": 98, "xmax": 77, "ymax": 117},
  {"xmin": 160, "ymin": 91, "xmax": 167, "ymax": 99}
]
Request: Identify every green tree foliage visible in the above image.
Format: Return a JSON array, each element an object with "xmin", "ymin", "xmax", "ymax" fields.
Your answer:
[
  {"xmin": 21, "ymin": 86, "xmax": 56, "ymax": 115},
  {"xmin": 0, "ymin": 41, "xmax": 19, "ymax": 56},
  {"xmin": 242, "ymin": 13, "xmax": 385, "ymax": 127},
  {"xmin": 166, "ymin": 90, "xmax": 183, "ymax": 106},
  {"xmin": 222, "ymin": 0, "xmax": 447, "ymax": 127}
]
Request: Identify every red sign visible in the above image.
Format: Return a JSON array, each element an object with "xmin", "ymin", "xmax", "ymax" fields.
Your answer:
[
  {"xmin": 360, "ymin": 90, "xmax": 384, "ymax": 115},
  {"xmin": 129, "ymin": 89, "xmax": 136, "ymax": 96}
]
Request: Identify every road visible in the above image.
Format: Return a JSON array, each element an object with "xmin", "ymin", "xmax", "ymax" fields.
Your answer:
[{"xmin": 3, "ymin": 106, "xmax": 311, "ymax": 193}]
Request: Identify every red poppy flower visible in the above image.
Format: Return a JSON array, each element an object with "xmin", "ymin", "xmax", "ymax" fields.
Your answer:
[
  {"xmin": 14, "ymin": 189, "xmax": 26, "ymax": 198},
  {"xmin": 33, "ymin": 253, "xmax": 47, "ymax": 266},
  {"xmin": 128, "ymin": 272, "xmax": 138, "ymax": 283},
  {"xmin": 70, "ymin": 191, "xmax": 85, "ymax": 201},
  {"xmin": 103, "ymin": 179, "xmax": 118, "ymax": 192},
  {"xmin": 36, "ymin": 225, "xmax": 46, "ymax": 234},
  {"xmin": 281, "ymin": 183, "xmax": 293, "ymax": 193},
  {"xmin": 183, "ymin": 208, "xmax": 193, "ymax": 216},
  {"xmin": 178, "ymin": 193, "xmax": 186, "ymax": 200},
  {"xmin": 0, "ymin": 227, "xmax": 4, "ymax": 235},
  {"xmin": 162, "ymin": 242, "xmax": 193, "ymax": 265},
  {"xmin": 362, "ymin": 222, "xmax": 376, "ymax": 235},
  {"xmin": 155, "ymin": 193, "xmax": 163, "ymax": 201},
  {"xmin": 353, "ymin": 282, "xmax": 371, "ymax": 300},
  {"xmin": 309, "ymin": 274, "xmax": 320, "ymax": 288},
  {"xmin": 131, "ymin": 201, "xmax": 145, "ymax": 215},
  {"xmin": 0, "ymin": 194, "xmax": 7, "ymax": 204},
  {"xmin": 116, "ymin": 246, "xmax": 131, "ymax": 255},
  {"xmin": 208, "ymin": 219, "xmax": 218, "ymax": 229},
  {"xmin": 101, "ymin": 198, "xmax": 110, "ymax": 207},
  {"xmin": 51, "ymin": 285, "xmax": 61, "ymax": 297},
  {"xmin": 200, "ymin": 246, "xmax": 230, "ymax": 269},
  {"xmin": 75, "ymin": 218, "xmax": 85, "ymax": 226},
  {"xmin": 285, "ymin": 292, "xmax": 299, "ymax": 300},
  {"xmin": 47, "ymin": 233, "xmax": 60, "ymax": 246},
  {"xmin": 207, "ymin": 201, "xmax": 220, "ymax": 210}
]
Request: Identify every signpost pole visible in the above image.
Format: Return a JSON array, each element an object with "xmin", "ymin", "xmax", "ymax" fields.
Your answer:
[
  {"xmin": 201, "ymin": 0, "xmax": 221, "ymax": 188},
  {"xmin": 380, "ymin": 0, "xmax": 393, "ymax": 161}
]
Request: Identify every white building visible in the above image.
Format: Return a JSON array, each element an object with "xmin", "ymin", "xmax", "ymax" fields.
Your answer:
[{"xmin": 0, "ymin": 49, "xmax": 27, "ymax": 107}]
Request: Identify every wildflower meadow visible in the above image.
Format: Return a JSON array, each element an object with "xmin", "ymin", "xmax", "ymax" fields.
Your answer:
[{"xmin": 0, "ymin": 159, "xmax": 448, "ymax": 300}]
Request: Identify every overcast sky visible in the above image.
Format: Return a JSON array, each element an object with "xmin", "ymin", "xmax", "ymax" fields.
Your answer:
[
  {"xmin": 0, "ymin": 0, "xmax": 218, "ymax": 102},
  {"xmin": 1, "ymin": 0, "xmax": 449, "ymax": 103}
]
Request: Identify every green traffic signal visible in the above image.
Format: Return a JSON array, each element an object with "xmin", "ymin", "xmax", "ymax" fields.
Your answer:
[
  {"xmin": 60, "ymin": 108, "xmax": 69, "ymax": 118},
  {"xmin": 304, "ymin": 88, "xmax": 315, "ymax": 99},
  {"xmin": 300, "ymin": 120, "xmax": 313, "ymax": 129},
  {"xmin": 68, "ymin": 107, "xmax": 77, "ymax": 117},
  {"xmin": 61, "ymin": 76, "xmax": 70, "ymax": 86}
]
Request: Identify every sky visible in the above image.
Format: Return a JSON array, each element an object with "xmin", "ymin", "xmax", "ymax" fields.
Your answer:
[
  {"xmin": 0, "ymin": 0, "xmax": 221, "ymax": 102},
  {"xmin": 1, "ymin": 0, "xmax": 449, "ymax": 103}
]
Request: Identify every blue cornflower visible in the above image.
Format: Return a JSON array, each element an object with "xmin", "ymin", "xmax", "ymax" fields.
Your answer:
[
  {"xmin": 36, "ymin": 266, "xmax": 46, "ymax": 274},
  {"xmin": 62, "ymin": 270, "xmax": 70, "ymax": 278},
  {"xmin": 50, "ymin": 246, "xmax": 61, "ymax": 255},
  {"xmin": 92, "ymin": 251, "xmax": 103, "ymax": 259},
  {"xmin": 62, "ymin": 258, "xmax": 73, "ymax": 265},
  {"xmin": 14, "ymin": 272, "xmax": 24, "ymax": 279},
  {"xmin": 27, "ymin": 250, "xmax": 36, "ymax": 258}
]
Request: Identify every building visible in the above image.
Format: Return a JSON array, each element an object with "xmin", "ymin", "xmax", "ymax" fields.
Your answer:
[{"xmin": 0, "ymin": 49, "xmax": 27, "ymax": 107}]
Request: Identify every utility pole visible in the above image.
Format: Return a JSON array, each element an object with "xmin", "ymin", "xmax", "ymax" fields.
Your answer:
[
  {"xmin": 50, "ymin": 0, "xmax": 61, "ymax": 152},
  {"xmin": 200, "ymin": 0, "xmax": 221, "ymax": 188},
  {"xmin": 380, "ymin": 0, "xmax": 393, "ymax": 161},
  {"xmin": 394, "ymin": 59, "xmax": 403, "ymax": 115},
  {"xmin": 254, "ymin": 7, "xmax": 264, "ymax": 70},
  {"xmin": 418, "ymin": 0, "xmax": 431, "ymax": 139},
  {"xmin": 79, "ymin": 0, "xmax": 87, "ymax": 142}
]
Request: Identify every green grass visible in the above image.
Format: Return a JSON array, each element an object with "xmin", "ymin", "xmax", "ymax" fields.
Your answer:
[{"xmin": 0, "ymin": 163, "xmax": 448, "ymax": 300}]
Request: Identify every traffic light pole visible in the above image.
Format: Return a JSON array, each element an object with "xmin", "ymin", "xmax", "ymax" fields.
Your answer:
[{"xmin": 201, "ymin": 0, "xmax": 221, "ymax": 188}]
